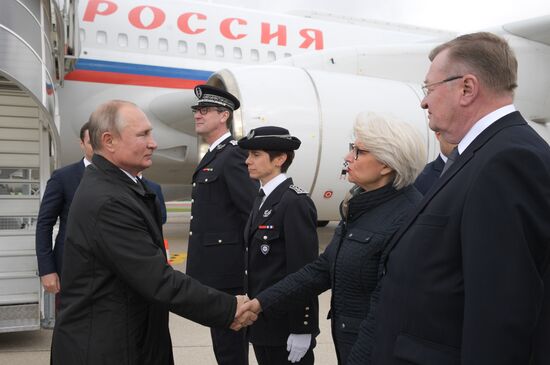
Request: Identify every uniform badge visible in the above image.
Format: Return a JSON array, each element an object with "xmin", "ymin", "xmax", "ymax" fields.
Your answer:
[
  {"xmin": 202, "ymin": 167, "xmax": 213, "ymax": 172},
  {"xmin": 216, "ymin": 143, "xmax": 225, "ymax": 150},
  {"xmin": 263, "ymin": 209, "xmax": 272, "ymax": 218},
  {"xmin": 260, "ymin": 244, "xmax": 270, "ymax": 255}
]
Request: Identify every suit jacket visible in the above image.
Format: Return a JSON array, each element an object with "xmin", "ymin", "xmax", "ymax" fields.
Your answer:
[
  {"xmin": 244, "ymin": 178, "xmax": 319, "ymax": 346},
  {"xmin": 51, "ymin": 154, "xmax": 236, "ymax": 365},
  {"xmin": 142, "ymin": 177, "xmax": 167, "ymax": 224},
  {"xmin": 35, "ymin": 159, "xmax": 85, "ymax": 276},
  {"xmin": 353, "ymin": 112, "xmax": 550, "ymax": 365},
  {"xmin": 413, "ymin": 154, "xmax": 444, "ymax": 195},
  {"xmin": 186, "ymin": 136, "xmax": 258, "ymax": 289}
]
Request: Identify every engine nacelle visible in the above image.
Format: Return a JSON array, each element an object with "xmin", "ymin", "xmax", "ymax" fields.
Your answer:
[{"xmin": 209, "ymin": 66, "xmax": 435, "ymax": 220}]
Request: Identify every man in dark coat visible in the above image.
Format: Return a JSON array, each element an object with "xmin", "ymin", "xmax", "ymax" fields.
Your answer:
[
  {"xmin": 186, "ymin": 85, "xmax": 257, "ymax": 364},
  {"xmin": 36, "ymin": 122, "xmax": 93, "ymax": 296},
  {"xmin": 238, "ymin": 126, "xmax": 319, "ymax": 364},
  {"xmin": 413, "ymin": 131, "xmax": 456, "ymax": 195},
  {"xmin": 347, "ymin": 32, "xmax": 550, "ymax": 365},
  {"xmin": 51, "ymin": 100, "xmax": 255, "ymax": 365}
]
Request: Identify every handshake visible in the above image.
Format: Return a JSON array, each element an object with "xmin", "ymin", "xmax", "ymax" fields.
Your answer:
[{"xmin": 230, "ymin": 295, "xmax": 262, "ymax": 331}]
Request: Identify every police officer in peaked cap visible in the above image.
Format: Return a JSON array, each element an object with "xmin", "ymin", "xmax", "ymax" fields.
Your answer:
[
  {"xmin": 186, "ymin": 84, "xmax": 257, "ymax": 365},
  {"xmin": 239, "ymin": 126, "xmax": 320, "ymax": 365}
]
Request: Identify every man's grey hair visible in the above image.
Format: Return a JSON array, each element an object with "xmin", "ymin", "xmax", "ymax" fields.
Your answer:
[
  {"xmin": 429, "ymin": 32, "xmax": 518, "ymax": 95},
  {"xmin": 88, "ymin": 100, "xmax": 137, "ymax": 151},
  {"xmin": 354, "ymin": 112, "xmax": 426, "ymax": 189}
]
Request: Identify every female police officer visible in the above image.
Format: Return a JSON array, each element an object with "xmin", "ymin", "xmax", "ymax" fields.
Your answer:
[{"xmin": 238, "ymin": 126, "xmax": 319, "ymax": 365}]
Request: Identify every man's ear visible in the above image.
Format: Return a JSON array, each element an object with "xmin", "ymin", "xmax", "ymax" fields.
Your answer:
[
  {"xmin": 459, "ymin": 74, "xmax": 478, "ymax": 106},
  {"xmin": 102, "ymin": 132, "xmax": 115, "ymax": 152}
]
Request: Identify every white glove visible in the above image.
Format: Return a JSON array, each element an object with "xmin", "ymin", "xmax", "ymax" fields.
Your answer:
[{"xmin": 286, "ymin": 333, "xmax": 311, "ymax": 363}]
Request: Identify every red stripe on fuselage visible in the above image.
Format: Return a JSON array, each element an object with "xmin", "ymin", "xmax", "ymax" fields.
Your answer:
[{"xmin": 65, "ymin": 70, "xmax": 203, "ymax": 89}]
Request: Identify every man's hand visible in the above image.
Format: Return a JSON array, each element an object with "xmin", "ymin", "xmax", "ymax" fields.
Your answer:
[
  {"xmin": 41, "ymin": 272, "xmax": 60, "ymax": 293},
  {"xmin": 287, "ymin": 333, "xmax": 312, "ymax": 363},
  {"xmin": 230, "ymin": 296, "xmax": 261, "ymax": 331}
]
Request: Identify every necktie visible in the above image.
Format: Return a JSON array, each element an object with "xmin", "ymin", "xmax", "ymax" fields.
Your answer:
[
  {"xmin": 441, "ymin": 147, "xmax": 459, "ymax": 176},
  {"xmin": 250, "ymin": 189, "xmax": 265, "ymax": 225}
]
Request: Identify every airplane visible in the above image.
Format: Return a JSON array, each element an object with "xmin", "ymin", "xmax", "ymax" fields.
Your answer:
[
  {"xmin": 58, "ymin": 0, "xmax": 550, "ymax": 222},
  {"xmin": 1, "ymin": 0, "xmax": 549, "ymax": 336},
  {"xmin": 58, "ymin": 0, "xmax": 454, "ymax": 219}
]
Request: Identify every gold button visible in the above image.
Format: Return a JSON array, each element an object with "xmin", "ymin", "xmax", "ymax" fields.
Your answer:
[
  {"xmin": 303, "ymin": 321, "xmax": 308, "ymax": 325},
  {"xmin": 205, "ymin": 178, "xmax": 208, "ymax": 182},
  {"xmin": 218, "ymin": 239, "xmax": 222, "ymax": 243},
  {"xmin": 191, "ymin": 199, "xmax": 194, "ymax": 203},
  {"xmin": 193, "ymin": 182, "xmax": 196, "ymax": 187},
  {"xmin": 305, "ymin": 314, "xmax": 309, "ymax": 318},
  {"xmin": 263, "ymin": 235, "xmax": 267, "ymax": 240},
  {"xmin": 189, "ymin": 231, "xmax": 193, "ymax": 236},
  {"xmin": 305, "ymin": 307, "xmax": 309, "ymax": 310},
  {"xmin": 190, "ymin": 215, "xmax": 193, "ymax": 220},
  {"xmin": 245, "ymin": 270, "xmax": 248, "ymax": 275}
]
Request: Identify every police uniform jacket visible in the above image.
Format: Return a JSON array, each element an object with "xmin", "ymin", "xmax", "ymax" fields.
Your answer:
[
  {"xmin": 186, "ymin": 136, "xmax": 257, "ymax": 289},
  {"xmin": 51, "ymin": 154, "xmax": 236, "ymax": 365},
  {"xmin": 245, "ymin": 177, "xmax": 320, "ymax": 346},
  {"xmin": 348, "ymin": 111, "xmax": 550, "ymax": 365},
  {"xmin": 35, "ymin": 159, "xmax": 85, "ymax": 276},
  {"xmin": 256, "ymin": 184, "xmax": 422, "ymax": 364}
]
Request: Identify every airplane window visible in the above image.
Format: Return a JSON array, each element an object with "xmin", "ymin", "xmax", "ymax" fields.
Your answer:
[
  {"xmin": 96, "ymin": 31, "xmax": 107, "ymax": 45},
  {"xmin": 267, "ymin": 51, "xmax": 276, "ymax": 62},
  {"xmin": 118, "ymin": 33, "xmax": 128, "ymax": 48},
  {"xmin": 251, "ymin": 49, "xmax": 259, "ymax": 62},
  {"xmin": 139, "ymin": 36, "xmax": 149, "ymax": 49},
  {"xmin": 233, "ymin": 47, "xmax": 242, "ymax": 60},
  {"xmin": 197, "ymin": 42, "xmax": 206, "ymax": 55},
  {"xmin": 178, "ymin": 41, "xmax": 188, "ymax": 54},
  {"xmin": 79, "ymin": 29, "xmax": 86, "ymax": 43},
  {"xmin": 215, "ymin": 45, "xmax": 224, "ymax": 58},
  {"xmin": 159, "ymin": 38, "xmax": 168, "ymax": 52}
]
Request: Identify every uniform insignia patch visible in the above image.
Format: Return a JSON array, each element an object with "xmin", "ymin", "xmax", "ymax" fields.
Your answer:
[
  {"xmin": 289, "ymin": 184, "xmax": 308, "ymax": 194},
  {"xmin": 258, "ymin": 225, "xmax": 274, "ymax": 229},
  {"xmin": 260, "ymin": 244, "xmax": 270, "ymax": 255},
  {"xmin": 216, "ymin": 143, "xmax": 225, "ymax": 150},
  {"xmin": 263, "ymin": 209, "xmax": 272, "ymax": 218},
  {"xmin": 229, "ymin": 140, "xmax": 238, "ymax": 146},
  {"xmin": 202, "ymin": 168, "xmax": 213, "ymax": 172}
]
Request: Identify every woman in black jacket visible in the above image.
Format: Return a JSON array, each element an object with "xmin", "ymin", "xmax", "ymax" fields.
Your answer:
[{"xmin": 243, "ymin": 112, "xmax": 426, "ymax": 364}]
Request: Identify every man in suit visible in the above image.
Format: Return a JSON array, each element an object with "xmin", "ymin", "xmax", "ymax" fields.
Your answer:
[
  {"xmin": 413, "ymin": 131, "xmax": 457, "ymax": 195},
  {"xmin": 186, "ymin": 85, "xmax": 258, "ymax": 365},
  {"xmin": 347, "ymin": 32, "xmax": 550, "ymax": 365},
  {"xmin": 51, "ymin": 100, "xmax": 255, "ymax": 365},
  {"xmin": 238, "ymin": 126, "xmax": 319, "ymax": 365},
  {"xmin": 36, "ymin": 121, "xmax": 93, "ymax": 296}
]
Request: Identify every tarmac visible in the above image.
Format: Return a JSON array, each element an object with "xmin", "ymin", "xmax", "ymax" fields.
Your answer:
[{"xmin": 0, "ymin": 212, "xmax": 339, "ymax": 364}]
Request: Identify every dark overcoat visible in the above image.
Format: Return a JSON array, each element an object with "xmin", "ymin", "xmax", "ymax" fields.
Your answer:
[
  {"xmin": 51, "ymin": 154, "xmax": 236, "ymax": 365},
  {"xmin": 186, "ymin": 136, "xmax": 257, "ymax": 289},
  {"xmin": 350, "ymin": 112, "xmax": 550, "ymax": 365},
  {"xmin": 245, "ymin": 178, "xmax": 320, "ymax": 346}
]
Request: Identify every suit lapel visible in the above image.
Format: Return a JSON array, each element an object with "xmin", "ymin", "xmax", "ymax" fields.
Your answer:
[{"xmin": 385, "ymin": 112, "xmax": 526, "ymax": 257}]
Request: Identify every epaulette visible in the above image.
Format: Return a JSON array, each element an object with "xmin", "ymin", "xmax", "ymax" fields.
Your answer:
[
  {"xmin": 229, "ymin": 140, "xmax": 238, "ymax": 146},
  {"xmin": 289, "ymin": 184, "xmax": 308, "ymax": 195}
]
